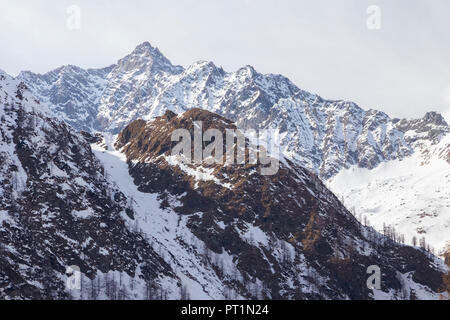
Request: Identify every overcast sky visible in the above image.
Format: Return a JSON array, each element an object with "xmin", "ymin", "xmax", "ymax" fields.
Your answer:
[{"xmin": 0, "ymin": 0, "xmax": 449, "ymax": 121}]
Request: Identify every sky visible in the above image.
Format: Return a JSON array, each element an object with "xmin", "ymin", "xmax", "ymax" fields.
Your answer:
[{"xmin": 0, "ymin": 0, "xmax": 449, "ymax": 121}]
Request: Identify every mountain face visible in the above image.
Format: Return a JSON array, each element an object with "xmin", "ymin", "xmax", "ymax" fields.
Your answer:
[
  {"xmin": 0, "ymin": 71, "xmax": 179, "ymax": 299},
  {"xmin": 0, "ymin": 67, "xmax": 447, "ymax": 299},
  {"xmin": 106, "ymin": 108, "xmax": 445, "ymax": 300},
  {"xmin": 18, "ymin": 42, "xmax": 450, "ymax": 180},
  {"xmin": 328, "ymin": 132, "xmax": 450, "ymax": 254},
  {"xmin": 19, "ymin": 65, "xmax": 113, "ymax": 133},
  {"xmin": 7, "ymin": 42, "xmax": 450, "ymax": 299}
]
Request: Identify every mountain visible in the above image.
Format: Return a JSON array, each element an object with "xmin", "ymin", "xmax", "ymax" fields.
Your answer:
[
  {"xmin": 19, "ymin": 65, "xmax": 113, "ymax": 132},
  {"xmin": 328, "ymin": 131, "xmax": 450, "ymax": 254},
  {"xmin": 100, "ymin": 108, "xmax": 446, "ymax": 299},
  {"xmin": 0, "ymin": 66, "xmax": 447, "ymax": 299},
  {"xmin": 17, "ymin": 42, "xmax": 450, "ymax": 254},
  {"xmin": 18, "ymin": 42, "xmax": 450, "ymax": 180},
  {"xmin": 0, "ymin": 70, "xmax": 179, "ymax": 299}
]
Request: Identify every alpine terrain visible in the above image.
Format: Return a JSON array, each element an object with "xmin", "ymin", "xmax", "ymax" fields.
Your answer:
[
  {"xmin": 18, "ymin": 42, "xmax": 450, "ymax": 255},
  {"xmin": 0, "ymin": 42, "xmax": 447, "ymax": 300}
]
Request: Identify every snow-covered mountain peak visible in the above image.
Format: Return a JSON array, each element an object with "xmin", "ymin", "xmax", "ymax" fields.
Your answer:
[
  {"xmin": 57, "ymin": 64, "xmax": 84, "ymax": 74},
  {"xmin": 236, "ymin": 65, "xmax": 257, "ymax": 77},
  {"xmin": 0, "ymin": 69, "xmax": 14, "ymax": 88},
  {"xmin": 133, "ymin": 41, "xmax": 164, "ymax": 57},
  {"xmin": 0, "ymin": 68, "xmax": 10, "ymax": 80},
  {"xmin": 17, "ymin": 42, "xmax": 450, "ymax": 180},
  {"xmin": 1, "ymin": 49, "xmax": 449, "ymax": 300},
  {"xmin": 422, "ymin": 111, "xmax": 448, "ymax": 126},
  {"xmin": 0, "ymin": 72, "xmax": 53, "ymax": 118},
  {"xmin": 17, "ymin": 64, "xmax": 112, "ymax": 132},
  {"xmin": 187, "ymin": 60, "xmax": 225, "ymax": 75},
  {"xmin": 116, "ymin": 41, "xmax": 183, "ymax": 75}
]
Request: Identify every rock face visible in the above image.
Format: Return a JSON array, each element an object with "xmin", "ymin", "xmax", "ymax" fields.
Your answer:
[
  {"xmin": 18, "ymin": 42, "xmax": 450, "ymax": 180},
  {"xmin": 6, "ymin": 42, "xmax": 450, "ymax": 299},
  {"xmin": 111, "ymin": 108, "xmax": 446, "ymax": 300},
  {"xmin": 0, "ymin": 71, "xmax": 178, "ymax": 300}
]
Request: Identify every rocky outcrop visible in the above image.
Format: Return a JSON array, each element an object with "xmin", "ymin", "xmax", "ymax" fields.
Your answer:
[{"xmin": 114, "ymin": 108, "xmax": 446, "ymax": 300}]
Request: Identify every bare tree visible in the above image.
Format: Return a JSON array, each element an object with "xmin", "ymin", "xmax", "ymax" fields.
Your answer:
[
  {"xmin": 104, "ymin": 274, "xmax": 110, "ymax": 298},
  {"xmin": 419, "ymin": 237, "xmax": 427, "ymax": 250},
  {"xmin": 442, "ymin": 252, "xmax": 450, "ymax": 299},
  {"xmin": 109, "ymin": 274, "xmax": 117, "ymax": 300},
  {"xmin": 281, "ymin": 241, "xmax": 291, "ymax": 266},
  {"xmin": 11, "ymin": 172, "xmax": 19, "ymax": 191},
  {"xmin": 180, "ymin": 284, "xmax": 190, "ymax": 300},
  {"xmin": 412, "ymin": 236, "xmax": 417, "ymax": 247},
  {"xmin": 42, "ymin": 256, "xmax": 54, "ymax": 300},
  {"xmin": 144, "ymin": 280, "xmax": 154, "ymax": 300},
  {"xmin": 90, "ymin": 278, "xmax": 98, "ymax": 300},
  {"xmin": 202, "ymin": 243, "xmax": 211, "ymax": 264},
  {"xmin": 231, "ymin": 267, "xmax": 240, "ymax": 283}
]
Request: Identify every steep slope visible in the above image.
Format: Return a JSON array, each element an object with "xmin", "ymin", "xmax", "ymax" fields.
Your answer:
[
  {"xmin": 97, "ymin": 42, "xmax": 184, "ymax": 131},
  {"xmin": 328, "ymin": 133, "xmax": 450, "ymax": 254},
  {"xmin": 103, "ymin": 108, "xmax": 446, "ymax": 300},
  {"xmin": 0, "ymin": 70, "xmax": 178, "ymax": 299},
  {"xmin": 18, "ymin": 42, "xmax": 450, "ymax": 180}
]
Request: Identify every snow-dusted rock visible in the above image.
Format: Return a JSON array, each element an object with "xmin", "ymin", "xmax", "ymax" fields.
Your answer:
[{"xmin": 18, "ymin": 42, "xmax": 449, "ymax": 180}]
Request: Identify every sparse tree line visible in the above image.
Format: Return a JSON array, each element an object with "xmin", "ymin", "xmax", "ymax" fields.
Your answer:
[
  {"xmin": 348, "ymin": 205, "xmax": 436, "ymax": 255},
  {"xmin": 65, "ymin": 272, "xmax": 170, "ymax": 300}
]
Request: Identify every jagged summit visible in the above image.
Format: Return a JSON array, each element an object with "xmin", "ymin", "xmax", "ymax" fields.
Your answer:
[
  {"xmin": 16, "ymin": 43, "xmax": 450, "ymax": 179},
  {"xmin": 0, "ymin": 68, "xmax": 10, "ymax": 79},
  {"xmin": 422, "ymin": 111, "xmax": 448, "ymax": 126},
  {"xmin": 134, "ymin": 41, "xmax": 155, "ymax": 51},
  {"xmin": 133, "ymin": 41, "xmax": 165, "ymax": 57},
  {"xmin": 116, "ymin": 41, "xmax": 183, "ymax": 74}
]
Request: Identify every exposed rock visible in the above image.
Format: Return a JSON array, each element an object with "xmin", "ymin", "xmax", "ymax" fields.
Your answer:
[
  {"xmin": 114, "ymin": 108, "xmax": 446, "ymax": 299},
  {"xmin": 0, "ymin": 73, "xmax": 177, "ymax": 300}
]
